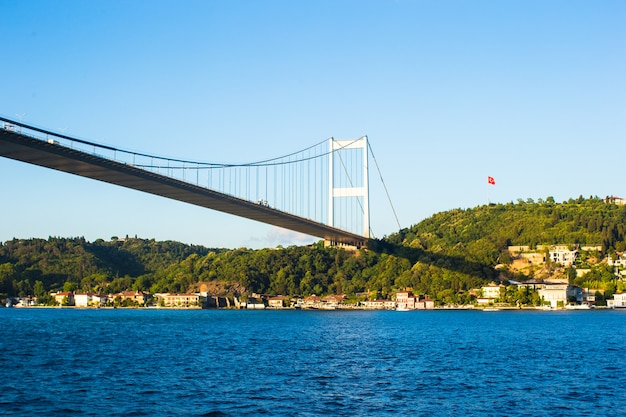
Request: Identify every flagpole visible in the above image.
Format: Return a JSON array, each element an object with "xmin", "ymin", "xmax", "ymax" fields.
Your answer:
[{"xmin": 487, "ymin": 176, "xmax": 495, "ymax": 205}]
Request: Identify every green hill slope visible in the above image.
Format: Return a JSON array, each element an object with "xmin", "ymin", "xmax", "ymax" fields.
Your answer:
[
  {"xmin": 390, "ymin": 196, "xmax": 626, "ymax": 265},
  {"xmin": 2, "ymin": 196, "xmax": 625, "ymax": 305}
]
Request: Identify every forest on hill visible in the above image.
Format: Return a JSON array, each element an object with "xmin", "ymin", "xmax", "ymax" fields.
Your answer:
[
  {"xmin": 1, "ymin": 196, "xmax": 625, "ymax": 305},
  {"xmin": 390, "ymin": 195, "xmax": 626, "ymax": 263}
]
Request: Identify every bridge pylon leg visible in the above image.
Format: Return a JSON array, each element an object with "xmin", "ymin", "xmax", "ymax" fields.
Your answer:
[{"xmin": 328, "ymin": 136, "xmax": 370, "ymax": 239}]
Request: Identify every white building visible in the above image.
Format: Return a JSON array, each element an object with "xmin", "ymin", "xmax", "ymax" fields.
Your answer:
[
  {"xmin": 549, "ymin": 248, "xmax": 577, "ymax": 266},
  {"xmin": 538, "ymin": 284, "xmax": 582, "ymax": 308},
  {"xmin": 15, "ymin": 297, "xmax": 37, "ymax": 307},
  {"xmin": 74, "ymin": 293, "xmax": 107, "ymax": 307},
  {"xmin": 482, "ymin": 284, "xmax": 505, "ymax": 300},
  {"xmin": 612, "ymin": 293, "xmax": 626, "ymax": 308},
  {"xmin": 91, "ymin": 294, "xmax": 107, "ymax": 306},
  {"xmin": 74, "ymin": 293, "xmax": 91, "ymax": 307}
]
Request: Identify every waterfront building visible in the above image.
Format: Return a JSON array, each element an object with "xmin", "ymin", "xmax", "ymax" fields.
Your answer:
[
  {"xmin": 417, "ymin": 298, "xmax": 435, "ymax": 310},
  {"xmin": 396, "ymin": 292, "xmax": 416, "ymax": 310},
  {"xmin": 267, "ymin": 296, "xmax": 290, "ymax": 308},
  {"xmin": 111, "ymin": 291, "xmax": 149, "ymax": 305},
  {"xmin": 14, "ymin": 296, "xmax": 37, "ymax": 307},
  {"xmin": 53, "ymin": 291, "xmax": 74, "ymax": 306},
  {"xmin": 91, "ymin": 294, "xmax": 108, "ymax": 306},
  {"xmin": 71, "ymin": 293, "xmax": 108, "ymax": 307},
  {"xmin": 482, "ymin": 284, "xmax": 505, "ymax": 300},
  {"xmin": 322, "ymin": 294, "xmax": 346, "ymax": 308},
  {"xmin": 74, "ymin": 293, "xmax": 91, "ymax": 307},
  {"xmin": 613, "ymin": 293, "xmax": 626, "ymax": 308},
  {"xmin": 243, "ymin": 295, "xmax": 266, "ymax": 309},
  {"xmin": 299, "ymin": 295, "xmax": 322, "ymax": 309},
  {"xmin": 395, "ymin": 291, "xmax": 435, "ymax": 310},
  {"xmin": 159, "ymin": 293, "xmax": 200, "ymax": 307},
  {"xmin": 361, "ymin": 299, "xmax": 395, "ymax": 310},
  {"xmin": 581, "ymin": 288, "xmax": 596, "ymax": 304},
  {"xmin": 538, "ymin": 284, "xmax": 582, "ymax": 308}
]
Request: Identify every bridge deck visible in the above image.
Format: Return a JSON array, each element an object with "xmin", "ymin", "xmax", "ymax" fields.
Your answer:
[{"xmin": 0, "ymin": 128, "xmax": 367, "ymax": 247}]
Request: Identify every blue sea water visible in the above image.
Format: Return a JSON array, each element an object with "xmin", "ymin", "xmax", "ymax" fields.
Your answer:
[{"xmin": 1, "ymin": 308, "xmax": 625, "ymax": 416}]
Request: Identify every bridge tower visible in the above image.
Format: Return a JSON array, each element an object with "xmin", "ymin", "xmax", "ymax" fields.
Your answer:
[{"xmin": 328, "ymin": 136, "xmax": 370, "ymax": 245}]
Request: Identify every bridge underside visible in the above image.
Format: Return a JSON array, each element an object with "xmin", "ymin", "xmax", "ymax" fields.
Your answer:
[{"xmin": 0, "ymin": 129, "xmax": 368, "ymax": 248}]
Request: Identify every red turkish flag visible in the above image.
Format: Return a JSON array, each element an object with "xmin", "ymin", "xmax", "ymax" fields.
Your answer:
[{"xmin": 488, "ymin": 176, "xmax": 495, "ymax": 185}]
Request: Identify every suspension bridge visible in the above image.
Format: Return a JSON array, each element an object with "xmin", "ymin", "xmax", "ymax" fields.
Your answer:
[{"xmin": 0, "ymin": 116, "xmax": 399, "ymax": 248}]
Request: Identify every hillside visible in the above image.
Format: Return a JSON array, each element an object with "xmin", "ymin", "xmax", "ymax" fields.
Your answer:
[
  {"xmin": 1, "ymin": 196, "xmax": 625, "ymax": 305},
  {"xmin": 0, "ymin": 237, "xmax": 218, "ymax": 297},
  {"xmin": 389, "ymin": 195, "xmax": 626, "ymax": 263}
]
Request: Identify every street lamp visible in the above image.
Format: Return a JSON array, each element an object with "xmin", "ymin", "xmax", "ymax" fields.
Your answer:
[{"xmin": 15, "ymin": 113, "xmax": 26, "ymax": 133}]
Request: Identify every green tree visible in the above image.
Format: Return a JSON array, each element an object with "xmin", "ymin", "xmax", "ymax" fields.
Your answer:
[
  {"xmin": 0, "ymin": 263, "xmax": 18, "ymax": 296},
  {"xmin": 33, "ymin": 280, "xmax": 47, "ymax": 298}
]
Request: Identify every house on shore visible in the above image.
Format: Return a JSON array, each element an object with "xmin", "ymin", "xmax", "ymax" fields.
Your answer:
[
  {"xmin": 538, "ymin": 283, "xmax": 582, "ymax": 308},
  {"xmin": 111, "ymin": 291, "xmax": 149, "ymax": 305},
  {"xmin": 241, "ymin": 295, "xmax": 266, "ymax": 309},
  {"xmin": 610, "ymin": 293, "xmax": 626, "ymax": 308},
  {"xmin": 267, "ymin": 295, "xmax": 291, "ymax": 308},
  {"xmin": 14, "ymin": 296, "xmax": 37, "ymax": 307},
  {"xmin": 74, "ymin": 293, "xmax": 108, "ymax": 307},
  {"xmin": 361, "ymin": 299, "xmax": 396, "ymax": 310},
  {"xmin": 395, "ymin": 291, "xmax": 434, "ymax": 310},
  {"xmin": 157, "ymin": 293, "xmax": 200, "ymax": 307},
  {"xmin": 53, "ymin": 291, "xmax": 75, "ymax": 306}
]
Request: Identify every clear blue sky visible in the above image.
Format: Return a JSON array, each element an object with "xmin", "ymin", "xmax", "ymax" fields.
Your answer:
[{"xmin": 1, "ymin": 0, "xmax": 625, "ymax": 249}]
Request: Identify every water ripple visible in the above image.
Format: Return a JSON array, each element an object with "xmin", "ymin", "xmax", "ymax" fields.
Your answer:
[{"xmin": 1, "ymin": 309, "xmax": 625, "ymax": 416}]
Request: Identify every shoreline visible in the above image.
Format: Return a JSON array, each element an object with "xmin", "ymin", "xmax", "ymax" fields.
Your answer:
[{"xmin": 3, "ymin": 305, "xmax": 615, "ymax": 311}]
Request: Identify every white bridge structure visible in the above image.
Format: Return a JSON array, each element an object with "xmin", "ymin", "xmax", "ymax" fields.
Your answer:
[{"xmin": 0, "ymin": 116, "xmax": 399, "ymax": 248}]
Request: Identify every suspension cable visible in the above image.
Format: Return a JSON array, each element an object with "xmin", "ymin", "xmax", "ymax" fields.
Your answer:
[
  {"xmin": 368, "ymin": 141, "xmax": 401, "ymax": 231},
  {"xmin": 3, "ymin": 114, "xmax": 396, "ymax": 235}
]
